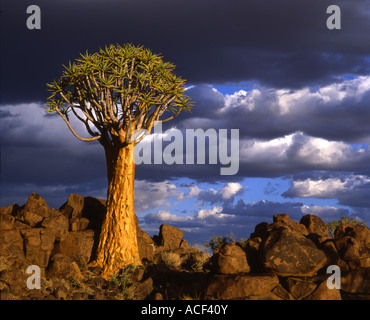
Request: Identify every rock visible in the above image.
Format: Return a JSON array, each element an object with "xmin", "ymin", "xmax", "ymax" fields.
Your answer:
[
  {"xmin": 250, "ymin": 222, "xmax": 269, "ymax": 239},
  {"xmin": 243, "ymin": 291, "xmax": 283, "ymax": 300},
  {"xmin": 347, "ymin": 225, "xmax": 370, "ymax": 244},
  {"xmin": 206, "ymin": 274, "xmax": 279, "ymax": 299},
  {"xmin": 20, "ymin": 228, "xmax": 55, "ymax": 268},
  {"xmin": 153, "ymin": 292, "xmax": 164, "ymax": 300},
  {"xmin": 179, "ymin": 239, "xmax": 189, "ymax": 249},
  {"xmin": 85, "ymin": 275, "xmax": 107, "ymax": 288},
  {"xmin": 54, "ymin": 286, "xmax": 69, "ymax": 300},
  {"xmin": 0, "ymin": 246, "xmax": 28, "ymax": 271},
  {"xmin": 47, "ymin": 254, "xmax": 83, "ymax": 280},
  {"xmin": 341, "ymin": 270, "xmax": 370, "ymax": 294},
  {"xmin": 305, "ymin": 280, "xmax": 341, "ymax": 300},
  {"xmin": 271, "ymin": 284, "xmax": 295, "ymax": 300},
  {"xmin": 72, "ymin": 292, "xmax": 89, "ymax": 300},
  {"xmin": 300, "ymin": 214, "xmax": 329, "ymax": 237},
  {"xmin": 273, "ymin": 213, "xmax": 308, "ymax": 235},
  {"xmin": 131, "ymin": 277, "xmax": 154, "ymax": 300},
  {"xmin": 0, "ymin": 230, "xmax": 23, "ymax": 253},
  {"xmin": 334, "ymin": 224, "xmax": 354, "ymax": 239},
  {"xmin": 59, "ymin": 193, "xmax": 85, "ymax": 219},
  {"xmin": 281, "ymin": 277, "xmax": 317, "ymax": 299},
  {"xmin": 52, "ymin": 230, "xmax": 94, "ymax": 265},
  {"xmin": 92, "ymin": 292, "xmax": 106, "ymax": 300},
  {"xmin": 261, "ymin": 226, "xmax": 327, "ymax": 276},
  {"xmin": 0, "ymin": 203, "xmax": 20, "ymax": 217},
  {"xmin": 0, "ymin": 212, "xmax": 15, "ymax": 231},
  {"xmin": 0, "ymin": 268, "xmax": 30, "ymax": 296},
  {"xmin": 336, "ymin": 236, "xmax": 368, "ymax": 261},
  {"xmin": 211, "ymin": 242, "xmax": 250, "ymax": 274},
  {"xmin": 347, "ymin": 258, "xmax": 370, "ymax": 269},
  {"xmin": 136, "ymin": 227, "xmax": 154, "ymax": 262},
  {"xmin": 69, "ymin": 217, "xmax": 89, "ymax": 232},
  {"xmin": 157, "ymin": 224, "xmax": 184, "ymax": 250},
  {"xmin": 59, "ymin": 194, "xmax": 106, "ymax": 234},
  {"xmin": 130, "ymin": 268, "xmax": 145, "ymax": 282},
  {"xmin": 41, "ymin": 210, "xmax": 69, "ymax": 241},
  {"xmin": 333, "ymin": 224, "xmax": 370, "ymax": 269},
  {"xmin": 78, "ymin": 196, "xmax": 106, "ymax": 233},
  {"xmin": 243, "ymin": 237, "xmax": 264, "ymax": 272},
  {"xmin": 21, "ymin": 193, "xmax": 51, "ymax": 226},
  {"xmin": 23, "ymin": 211, "xmax": 44, "ymax": 228},
  {"xmin": 315, "ymin": 237, "xmax": 349, "ymax": 271}
]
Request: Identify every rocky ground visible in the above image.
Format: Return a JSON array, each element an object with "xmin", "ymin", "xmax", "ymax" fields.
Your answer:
[{"xmin": 0, "ymin": 192, "xmax": 369, "ymax": 300}]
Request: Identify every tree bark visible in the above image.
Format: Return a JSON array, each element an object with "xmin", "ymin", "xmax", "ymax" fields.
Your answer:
[{"xmin": 93, "ymin": 142, "xmax": 142, "ymax": 278}]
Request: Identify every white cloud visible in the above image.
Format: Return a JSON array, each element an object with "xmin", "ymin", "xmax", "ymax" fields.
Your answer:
[
  {"xmin": 285, "ymin": 175, "xmax": 370, "ymax": 199},
  {"xmin": 148, "ymin": 210, "xmax": 191, "ymax": 222},
  {"xmin": 134, "ymin": 180, "xmax": 182, "ymax": 211},
  {"xmin": 219, "ymin": 182, "xmax": 243, "ymax": 199},
  {"xmin": 239, "ymin": 131, "xmax": 370, "ymax": 173},
  {"xmin": 196, "ymin": 206, "xmax": 231, "ymax": 220},
  {"xmin": 222, "ymin": 89, "xmax": 261, "ymax": 112}
]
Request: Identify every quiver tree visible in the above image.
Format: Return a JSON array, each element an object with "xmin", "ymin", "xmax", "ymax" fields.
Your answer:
[{"xmin": 46, "ymin": 43, "xmax": 192, "ymax": 278}]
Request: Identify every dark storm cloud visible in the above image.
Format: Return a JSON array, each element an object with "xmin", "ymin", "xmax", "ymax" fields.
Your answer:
[
  {"xmin": 0, "ymin": 103, "xmax": 107, "ymax": 207},
  {"xmin": 2, "ymin": 0, "xmax": 370, "ymax": 104}
]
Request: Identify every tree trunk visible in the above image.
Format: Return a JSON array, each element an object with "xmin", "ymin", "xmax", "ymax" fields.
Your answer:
[{"xmin": 93, "ymin": 142, "xmax": 142, "ymax": 278}]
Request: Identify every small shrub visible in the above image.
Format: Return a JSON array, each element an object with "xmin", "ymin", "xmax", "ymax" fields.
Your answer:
[
  {"xmin": 181, "ymin": 251, "xmax": 210, "ymax": 271},
  {"xmin": 110, "ymin": 263, "xmax": 140, "ymax": 299},
  {"xmin": 202, "ymin": 232, "xmax": 235, "ymax": 253},
  {"xmin": 157, "ymin": 251, "xmax": 182, "ymax": 269},
  {"xmin": 326, "ymin": 216, "xmax": 367, "ymax": 237}
]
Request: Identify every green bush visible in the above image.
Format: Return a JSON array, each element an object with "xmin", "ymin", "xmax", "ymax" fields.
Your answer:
[
  {"xmin": 202, "ymin": 232, "xmax": 236, "ymax": 253},
  {"xmin": 326, "ymin": 216, "xmax": 367, "ymax": 237}
]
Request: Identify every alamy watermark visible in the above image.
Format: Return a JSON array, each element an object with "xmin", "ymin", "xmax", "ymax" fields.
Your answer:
[
  {"xmin": 27, "ymin": 4, "xmax": 341, "ymax": 31},
  {"xmin": 26, "ymin": 265, "xmax": 41, "ymax": 289},
  {"xmin": 326, "ymin": 265, "xmax": 341, "ymax": 289},
  {"xmin": 133, "ymin": 121, "xmax": 240, "ymax": 176},
  {"xmin": 26, "ymin": 5, "xmax": 41, "ymax": 30}
]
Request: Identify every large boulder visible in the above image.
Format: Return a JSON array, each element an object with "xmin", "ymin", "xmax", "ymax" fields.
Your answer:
[
  {"xmin": 20, "ymin": 228, "xmax": 55, "ymax": 268},
  {"xmin": 314, "ymin": 237, "xmax": 349, "ymax": 271},
  {"xmin": 59, "ymin": 193, "xmax": 85, "ymax": 219},
  {"xmin": 210, "ymin": 242, "xmax": 250, "ymax": 274},
  {"xmin": 281, "ymin": 277, "xmax": 317, "ymax": 300},
  {"xmin": 261, "ymin": 225, "xmax": 327, "ymax": 276},
  {"xmin": 305, "ymin": 280, "xmax": 341, "ymax": 300},
  {"xmin": 206, "ymin": 274, "xmax": 279, "ymax": 299},
  {"xmin": 334, "ymin": 224, "xmax": 370, "ymax": 270},
  {"xmin": 272, "ymin": 213, "xmax": 309, "ymax": 235},
  {"xmin": 156, "ymin": 224, "xmax": 184, "ymax": 250},
  {"xmin": 21, "ymin": 193, "xmax": 51, "ymax": 226},
  {"xmin": 0, "ymin": 212, "xmax": 15, "ymax": 231},
  {"xmin": 52, "ymin": 230, "xmax": 95, "ymax": 265},
  {"xmin": 0, "ymin": 203, "xmax": 20, "ymax": 217},
  {"xmin": 41, "ymin": 210, "xmax": 69, "ymax": 241},
  {"xmin": 0, "ymin": 268, "xmax": 30, "ymax": 297},
  {"xmin": 0, "ymin": 229, "xmax": 23, "ymax": 253},
  {"xmin": 300, "ymin": 214, "xmax": 329, "ymax": 237},
  {"xmin": 137, "ymin": 227, "xmax": 154, "ymax": 262},
  {"xmin": 46, "ymin": 254, "xmax": 83, "ymax": 280},
  {"xmin": 341, "ymin": 269, "xmax": 370, "ymax": 294}
]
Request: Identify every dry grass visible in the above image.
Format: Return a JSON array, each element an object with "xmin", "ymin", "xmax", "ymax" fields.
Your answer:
[{"xmin": 155, "ymin": 251, "xmax": 183, "ymax": 269}]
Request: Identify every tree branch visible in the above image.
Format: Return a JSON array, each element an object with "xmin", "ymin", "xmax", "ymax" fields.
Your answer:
[
  {"xmin": 55, "ymin": 107, "xmax": 101, "ymax": 142},
  {"xmin": 160, "ymin": 107, "xmax": 181, "ymax": 123}
]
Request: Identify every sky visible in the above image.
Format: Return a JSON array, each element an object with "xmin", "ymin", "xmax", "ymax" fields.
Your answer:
[{"xmin": 1, "ymin": 0, "xmax": 370, "ymax": 245}]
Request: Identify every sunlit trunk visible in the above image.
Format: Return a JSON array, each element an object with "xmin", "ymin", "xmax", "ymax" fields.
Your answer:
[{"xmin": 93, "ymin": 143, "xmax": 141, "ymax": 278}]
